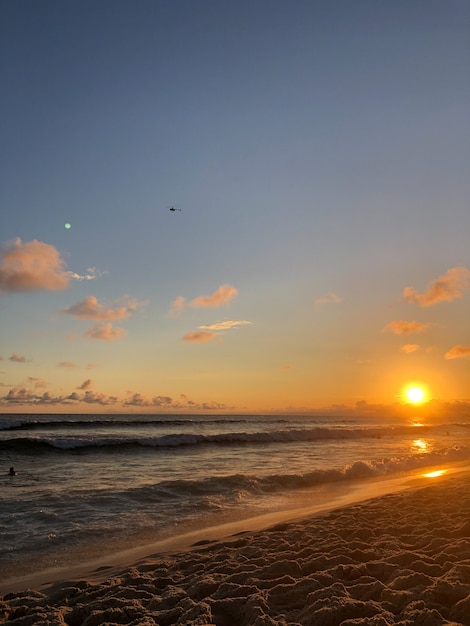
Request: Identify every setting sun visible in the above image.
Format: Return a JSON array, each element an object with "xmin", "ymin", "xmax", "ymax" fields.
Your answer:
[{"xmin": 403, "ymin": 384, "xmax": 428, "ymax": 405}]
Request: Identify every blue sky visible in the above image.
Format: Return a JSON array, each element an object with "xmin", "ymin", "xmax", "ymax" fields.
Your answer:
[{"xmin": 1, "ymin": 0, "xmax": 469, "ymax": 414}]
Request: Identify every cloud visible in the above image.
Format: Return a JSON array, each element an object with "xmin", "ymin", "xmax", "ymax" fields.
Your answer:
[
  {"xmin": 315, "ymin": 292, "xmax": 343, "ymax": 305},
  {"xmin": 169, "ymin": 296, "xmax": 186, "ymax": 316},
  {"xmin": 81, "ymin": 390, "xmax": 118, "ymax": 405},
  {"xmin": 183, "ymin": 331, "xmax": 216, "ymax": 343},
  {"xmin": 27, "ymin": 377, "xmax": 48, "ymax": 388},
  {"xmin": 0, "ymin": 238, "xmax": 71, "ymax": 293},
  {"xmin": 383, "ymin": 320, "xmax": 430, "ymax": 335},
  {"xmin": 9, "ymin": 352, "xmax": 28, "ymax": 363},
  {"xmin": 1, "ymin": 388, "xmax": 74, "ymax": 405},
  {"xmin": 122, "ymin": 392, "xmax": 174, "ymax": 407},
  {"xmin": 67, "ymin": 267, "xmax": 107, "ymax": 281},
  {"xmin": 84, "ymin": 322, "xmax": 126, "ymax": 341},
  {"xmin": 58, "ymin": 361, "xmax": 77, "ymax": 368},
  {"xmin": 403, "ymin": 266, "xmax": 470, "ymax": 307},
  {"xmin": 445, "ymin": 345, "xmax": 470, "ymax": 360},
  {"xmin": 152, "ymin": 395, "xmax": 174, "ymax": 407},
  {"xmin": 281, "ymin": 364, "xmax": 293, "ymax": 370},
  {"xmin": 198, "ymin": 320, "xmax": 252, "ymax": 331},
  {"xmin": 62, "ymin": 295, "xmax": 142, "ymax": 320},
  {"xmin": 400, "ymin": 344, "xmax": 420, "ymax": 354},
  {"xmin": 190, "ymin": 284, "xmax": 238, "ymax": 308},
  {"xmin": 122, "ymin": 392, "xmax": 149, "ymax": 407},
  {"xmin": 78, "ymin": 379, "xmax": 93, "ymax": 390}
]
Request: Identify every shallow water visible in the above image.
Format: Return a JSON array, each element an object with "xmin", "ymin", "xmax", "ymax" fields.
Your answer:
[{"xmin": 1, "ymin": 412, "xmax": 470, "ymax": 582}]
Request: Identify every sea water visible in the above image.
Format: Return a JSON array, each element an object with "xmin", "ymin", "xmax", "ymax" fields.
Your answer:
[{"xmin": 1, "ymin": 412, "xmax": 470, "ymax": 584}]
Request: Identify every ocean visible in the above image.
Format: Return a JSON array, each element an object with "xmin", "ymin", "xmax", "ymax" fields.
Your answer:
[{"xmin": 2, "ymin": 412, "xmax": 470, "ymax": 586}]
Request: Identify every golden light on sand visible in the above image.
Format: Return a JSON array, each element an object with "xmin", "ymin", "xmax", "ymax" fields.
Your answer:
[{"xmin": 402, "ymin": 383, "xmax": 428, "ymax": 405}]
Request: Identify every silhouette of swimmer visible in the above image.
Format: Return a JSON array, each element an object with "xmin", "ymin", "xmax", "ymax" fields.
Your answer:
[{"xmin": 8, "ymin": 467, "xmax": 17, "ymax": 476}]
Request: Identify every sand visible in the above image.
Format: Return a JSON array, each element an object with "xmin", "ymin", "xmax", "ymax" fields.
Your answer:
[{"xmin": 1, "ymin": 470, "xmax": 470, "ymax": 626}]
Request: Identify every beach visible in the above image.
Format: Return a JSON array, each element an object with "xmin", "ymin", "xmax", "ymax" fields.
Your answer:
[{"xmin": 2, "ymin": 468, "xmax": 469, "ymax": 625}]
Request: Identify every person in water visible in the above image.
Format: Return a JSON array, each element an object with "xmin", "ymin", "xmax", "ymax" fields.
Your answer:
[{"xmin": 8, "ymin": 467, "xmax": 17, "ymax": 476}]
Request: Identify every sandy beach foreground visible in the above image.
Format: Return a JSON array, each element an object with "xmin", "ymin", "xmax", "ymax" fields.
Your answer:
[{"xmin": 2, "ymin": 471, "xmax": 470, "ymax": 626}]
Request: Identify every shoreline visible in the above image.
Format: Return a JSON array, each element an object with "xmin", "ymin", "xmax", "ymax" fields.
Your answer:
[
  {"xmin": 0, "ymin": 465, "xmax": 470, "ymax": 626},
  {"xmin": 0, "ymin": 463, "xmax": 470, "ymax": 597},
  {"xmin": 0, "ymin": 465, "xmax": 453, "ymax": 597}
]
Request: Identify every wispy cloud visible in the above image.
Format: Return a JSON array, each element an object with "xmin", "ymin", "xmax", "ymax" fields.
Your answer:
[
  {"xmin": 198, "ymin": 320, "xmax": 252, "ymax": 331},
  {"xmin": 67, "ymin": 267, "xmax": 107, "ymax": 282},
  {"xmin": 62, "ymin": 295, "xmax": 143, "ymax": 320},
  {"xmin": 445, "ymin": 345, "xmax": 470, "ymax": 360},
  {"xmin": 58, "ymin": 361, "xmax": 77, "ymax": 368},
  {"xmin": 9, "ymin": 352, "xmax": 28, "ymax": 363},
  {"xmin": 383, "ymin": 320, "xmax": 430, "ymax": 335},
  {"xmin": 190, "ymin": 284, "xmax": 238, "ymax": 308},
  {"xmin": 84, "ymin": 323, "xmax": 126, "ymax": 341},
  {"xmin": 0, "ymin": 238, "xmax": 70, "ymax": 293},
  {"xmin": 27, "ymin": 377, "xmax": 48, "ymax": 388},
  {"xmin": 400, "ymin": 344, "xmax": 420, "ymax": 354},
  {"xmin": 169, "ymin": 296, "xmax": 186, "ymax": 316},
  {"xmin": 403, "ymin": 266, "xmax": 470, "ymax": 307},
  {"xmin": 183, "ymin": 331, "xmax": 216, "ymax": 343},
  {"xmin": 315, "ymin": 292, "xmax": 343, "ymax": 305}
]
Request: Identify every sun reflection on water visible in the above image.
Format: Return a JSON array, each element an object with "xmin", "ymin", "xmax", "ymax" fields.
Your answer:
[
  {"xmin": 412, "ymin": 438, "xmax": 428, "ymax": 452},
  {"xmin": 422, "ymin": 469, "xmax": 447, "ymax": 478}
]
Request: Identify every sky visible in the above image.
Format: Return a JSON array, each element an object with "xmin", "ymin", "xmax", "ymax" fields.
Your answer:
[{"xmin": 1, "ymin": 0, "xmax": 469, "ymax": 415}]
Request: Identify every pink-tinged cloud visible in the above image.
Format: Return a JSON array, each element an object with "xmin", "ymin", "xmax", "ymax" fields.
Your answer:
[
  {"xmin": 78, "ymin": 378, "xmax": 93, "ymax": 390},
  {"xmin": 9, "ymin": 352, "xmax": 28, "ymax": 363},
  {"xmin": 403, "ymin": 266, "xmax": 470, "ymax": 307},
  {"xmin": 169, "ymin": 296, "xmax": 186, "ymax": 316},
  {"xmin": 84, "ymin": 322, "xmax": 126, "ymax": 341},
  {"xmin": 445, "ymin": 345, "xmax": 470, "ymax": 360},
  {"xmin": 62, "ymin": 295, "xmax": 142, "ymax": 320},
  {"xmin": 281, "ymin": 364, "xmax": 293, "ymax": 370},
  {"xmin": 383, "ymin": 320, "xmax": 430, "ymax": 335},
  {"xmin": 315, "ymin": 292, "xmax": 343, "ymax": 305},
  {"xmin": 400, "ymin": 344, "xmax": 420, "ymax": 354},
  {"xmin": 0, "ymin": 238, "xmax": 70, "ymax": 293},
  {"xmin": 190, "ymin": 284, "xmax": 238, "ymax": 308},
  {"xmin": 183, "ymin": 331, "xmax": 216, "ymax": 343}
]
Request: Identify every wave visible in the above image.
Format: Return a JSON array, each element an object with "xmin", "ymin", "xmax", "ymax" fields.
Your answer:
[
  {"xmin": 0, "ymin": 416, "xmax": 289, "ymax": 431},
  {"xmin": 113, "ymin": 445, "xmax": 470, "ymax": 502},
  {"xmin": 0, "ymin": 424, "xmax": 436, "ymax": 452}
]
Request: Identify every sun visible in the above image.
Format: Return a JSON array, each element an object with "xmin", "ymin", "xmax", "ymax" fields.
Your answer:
[{"xmin": 403, "ymin": 383, "xmax": 428, "ymax": 405}]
